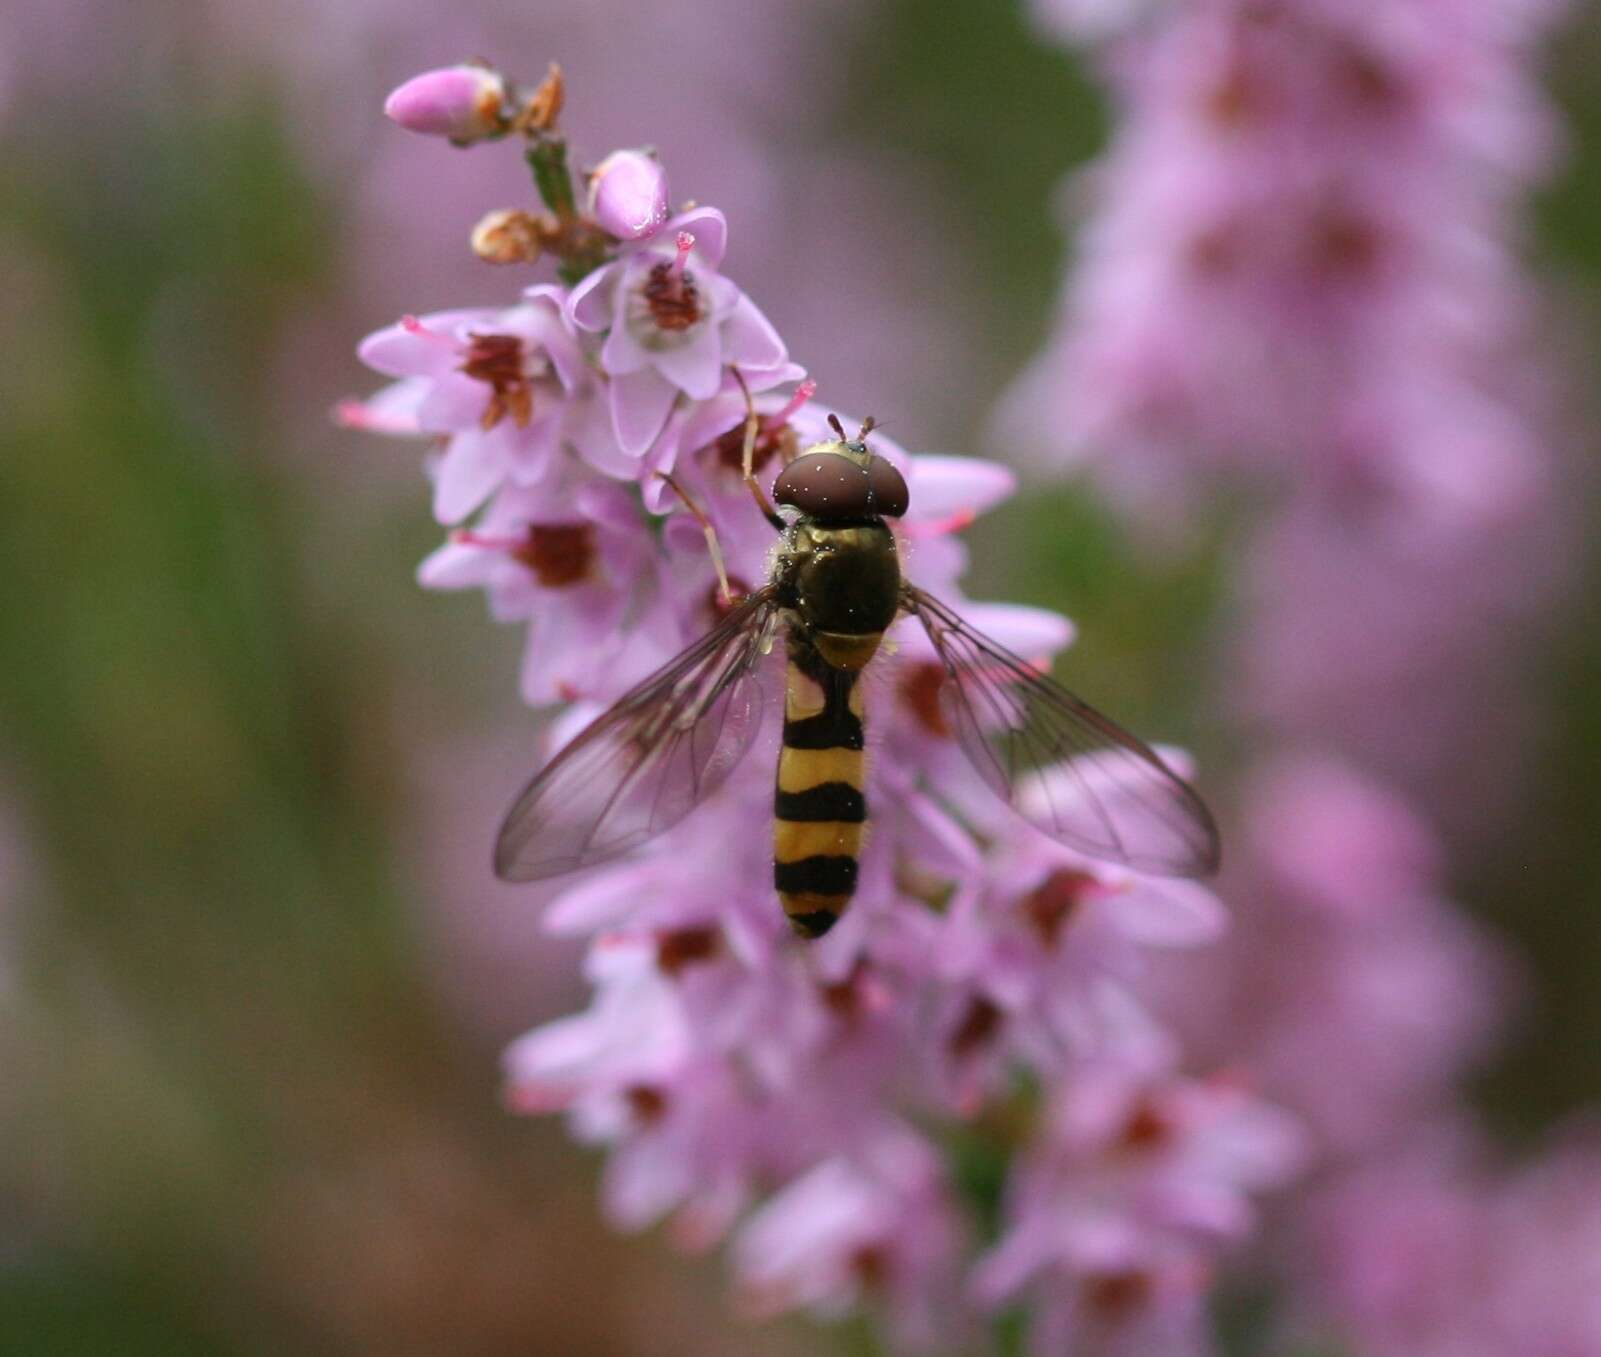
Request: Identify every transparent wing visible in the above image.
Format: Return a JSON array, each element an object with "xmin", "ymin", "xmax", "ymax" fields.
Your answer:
[
  {"xmin": 903, "ymin": 586, "xmax": 1220, "ymax": 878},
  {"xmin": 495, "ymin": 588, "xmax": 780, "ymax": 881}
]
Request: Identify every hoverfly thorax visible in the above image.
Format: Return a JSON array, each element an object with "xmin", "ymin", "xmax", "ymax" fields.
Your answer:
[{"xmin": 772, "ymin": 436, "xmax": 906, "ymax": 671}]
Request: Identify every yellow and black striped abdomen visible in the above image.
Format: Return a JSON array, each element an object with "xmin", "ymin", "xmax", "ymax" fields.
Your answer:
[{"xmin": 774, "ymin": 635, "xmax": 879, "ymax": 938}]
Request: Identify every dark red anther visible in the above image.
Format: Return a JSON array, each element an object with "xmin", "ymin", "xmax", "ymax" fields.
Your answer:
[
  {"xmin": 511, "ymin": 523, "xmax": 595, "ymax": 587},
  {"xmin": 656, "ymin": 925, "xmax": 722, "ymax": 976}
]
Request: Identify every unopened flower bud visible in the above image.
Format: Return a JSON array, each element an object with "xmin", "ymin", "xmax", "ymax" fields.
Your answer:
[
  {"xmin": 587, "ymin": 149, "xmax": 671, "ymax": 241},
  {"xmin": 384, "ymin": 64, "xmax": 507, "ymax": 144},
  {"xmin": 471, "ymin": 208, "xmax": 547, "ymax": 265}
]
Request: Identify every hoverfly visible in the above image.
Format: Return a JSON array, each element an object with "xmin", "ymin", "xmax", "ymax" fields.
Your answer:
[{"xmin": 494, "ymin": 398, "xmax": 1220, "ymax": 938}]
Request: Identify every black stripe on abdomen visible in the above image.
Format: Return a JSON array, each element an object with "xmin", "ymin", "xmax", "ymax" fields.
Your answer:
[
  {"xmin": 773, "ymin": 782, "xmax": 867, "ymax": 823},
  {"xmin": 774, "ymin": 855, "xmax": 859, "ymax": 896},
  {"xmin": 781, "ymin": 709, "xmax": 864, "ymax": 751}
]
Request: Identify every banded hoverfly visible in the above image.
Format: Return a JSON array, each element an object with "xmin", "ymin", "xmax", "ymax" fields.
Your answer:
[{"xmin": 494, "ymin": 406, "xmax": 1220, "ymax": 938}]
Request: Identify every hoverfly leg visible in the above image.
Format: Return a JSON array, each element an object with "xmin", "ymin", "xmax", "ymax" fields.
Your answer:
[
  {"xmin": 730, "ymin": 366, "xmax": 786, "ymax": 533},
  {"xmin": 655, "ymin": 471, "xmax": 736, "ymax": 606}
]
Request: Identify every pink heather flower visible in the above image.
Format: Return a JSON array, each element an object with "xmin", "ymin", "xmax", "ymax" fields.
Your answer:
[
  {"xmin": 504, "ymin": 938, "xmax": 771, "ymax": 1238},
  {"xmin": 416, "ymin": 477, "xmax": 678, "ymax": 705},
  {"xmin": 931, "ymin": 832, "xmax": 1228, "ymax": 1104},
  {"xmin": 732, "ymin": 1129, "xmax": 966, "ymax": 1349},
  {"xmin": 383, "ymin": 64, "xmax": 507, "ymax": 144},
  {"xmin": 567, "ymin": 212, "xmax": 787, "ymax": 455},
  {"xmin": 1154, "ymin": 756, "xmax": 1514, "ymax": 1157},
  {"xmin": 974, "ymin": 1066, "xmax": 1301, "ymax": 1356},
  {"xmin": 639, "ymin": 366, "xmax": 814, "ymax": 520},
  {"xmin": 1231, "ymin": 491, "xmax": 1564, "ymax": 826},
  {"xmin": 587, "ymin": 149, "xmax": 671, "ymax": 241},
  {"xmin": 507, "ymin": 841, "xmax": 913, "ymax": 1244},
  {"xmin": 999, "ymin": 0, "xmax": 1566, "ymax": 539},
  {"xmin": 1292, "ymin": 1124, "xmax": 1601, "ymax": 1357},
  {"xmin": 356, "ymin": 290, "xmax": 592, "ymax": 522}
]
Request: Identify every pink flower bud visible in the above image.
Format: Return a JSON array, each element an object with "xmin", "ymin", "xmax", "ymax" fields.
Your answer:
[
  {"xmin": 383, "ymin": 65, "xmax": 507, "ymax": 144},
  {"xmin": 587, "ymin": 149, "xmax": 671, "ymax": 241}
]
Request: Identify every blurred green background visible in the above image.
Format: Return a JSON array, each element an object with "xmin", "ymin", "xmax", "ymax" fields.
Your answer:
[{"xmin": 3, "ymin": 1, "xmax": 1599, "ymax": 1352}]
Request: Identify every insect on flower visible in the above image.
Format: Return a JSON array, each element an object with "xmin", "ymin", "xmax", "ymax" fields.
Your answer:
[{"xmin": 495, "ymin": 383, "xmax": 1221, "ymax": 937}]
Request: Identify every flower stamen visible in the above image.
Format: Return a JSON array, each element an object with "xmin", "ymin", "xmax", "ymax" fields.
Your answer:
[
  {"xmin": 401, "ymin": 313, "xmax": 459, "ymax": 350},
  {"xmin": 899, "ymin": 663, "xmax": 951, "ymax": 739},
  {"xmin": 642, "ymin": 234, "xmax": 703, "ymax": 331},
  {"xmin": 764, "ymin": 379, "xmax": 817, "ymax": 435},
  {"xmin": 460, "ymin": 332, "xmax": 535, "ymax": 428},
  {"xmin": 453, "ymin": 523, "xmax": 596, "ymax": 587},
  {"xmin": 656, "ymin": 925, "xmax": 722, "ymax": 976},
  {"xmin": 671, "ymin": 230, "xmax": 694, "ymax": 280},
  {"xmin": 1022, "ymin": 870, "xmax": 1097, "ymax": 946}
]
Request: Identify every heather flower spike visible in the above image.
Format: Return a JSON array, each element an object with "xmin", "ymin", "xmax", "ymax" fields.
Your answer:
[
  {"xmin": 347, "ymin": 61, "xmax": 1287, "ymax": 1352},
  {"xmin": 1013, "ymin": 5, "xmax": 1586, "ymax": 1357}
]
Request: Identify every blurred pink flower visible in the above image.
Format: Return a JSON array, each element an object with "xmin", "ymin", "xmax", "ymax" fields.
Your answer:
[
  {"xmin": 1156, "ymin": 756, "xmax": 1514, "ymax": 1157},
  {"xmin": 1000, "ymin": 0, "xmax": 1566, "ymax": 541},
  {"xmin": 1294, "ymin": 1123, "xmax": 1601, "ymax": 1357},
  {"xmin": 732, "ymin": 1129, "xmax": 966, "ymax": 1350},
  {"xmin": 974, "ymin": 1065, "xmax": 1302, "ymax": 1356}
]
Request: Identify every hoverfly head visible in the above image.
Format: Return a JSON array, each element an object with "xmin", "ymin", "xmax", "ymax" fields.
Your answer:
[{"xmin": 772, "ymin": 415, "xmax": 908, "ymax": 521}]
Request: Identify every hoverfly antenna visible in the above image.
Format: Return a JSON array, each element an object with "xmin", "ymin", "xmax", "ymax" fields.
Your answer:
[
  {"xmin": 857, "ymin": 415, "xmax": 878, "ymax": 441},
  {"xmin": 827, "ymin": 413, "xmax": 847, "ymax": 440}
]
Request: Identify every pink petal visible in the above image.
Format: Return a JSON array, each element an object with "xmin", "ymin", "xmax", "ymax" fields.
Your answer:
[
  {"xmin": 953, "ymin": 601, "xmax": 1076, "ymax": 657},
  {"xmin": 721, "ymin": 294, "xmax": 787, "ymax": 371},
  {"xmin": 567, "ymin": 261, "xmax": 623, "ymax": 332},
  {"xmin": 523, "ymin": 287, "xmax": 589, "ymax": 392},
  {"xmin": 1111, "ymin": 881, "xmax": 1228, "ymax": 946},
  {"xmin": 357, "ymin": 308, "xmax": 490, "ymax": 376},
  {"xmin": 416, "ymin": 374, "xmax": 490, "ymax": 432},
  {"xmin": 431, "ymin": 429, "xmax": 506, "ymax": 523},
  {"xmin": 908, "ymin": 456, "xmax": 1017, "ymax": 522},
  {"xmin": 416, "ymin": 540, "xmax": 494, "ymax": 590},
  {"xmin": 601, "ymin": 315, "xmax": 653, "ymax": 376},
  {"xmin": 610, "ymin": 367, "xmax": 680, "ymax": 456},
  {"xmin": 652, "ymin": 325, "xmax": 725, "ymax": 401},
  {"xmin": 665, "ymin": 206, "xmax": 728, "ymax": 268}
]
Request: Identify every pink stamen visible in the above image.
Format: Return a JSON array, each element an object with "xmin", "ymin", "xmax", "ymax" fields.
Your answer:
[
  {"xmin": 671, "ymin": 231, "xmax": 695, "ymax": 281},
  {"xmin": 502, "ymin": 1080, "xmax": 579, "ymax": 1115},
  {"xmin": 900, "ymin": 506, "xmax": 977, "ymax": 540},
  {"xmin": 401, "ymin": 313, "xmax": 459, "ymax": 351},
  {"xmin": 763, "ymin": 378, "xmax": 817, "ymax": 433},
  {"xmin": 331, "ymin": 397, "xmax": 417, "ymax": 435},
  {"xmin": 450, "ymin": 528, "xmax": 526, "ymax": 553}
]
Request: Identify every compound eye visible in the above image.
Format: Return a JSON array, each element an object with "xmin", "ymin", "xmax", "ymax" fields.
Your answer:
[
  {"xmin": 865, "ymin": 456, "xmax": 909, "ymax": 518},
  {"xmin": 772, "ymin": 452, "xmax": 872, "ymax": 518}
]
